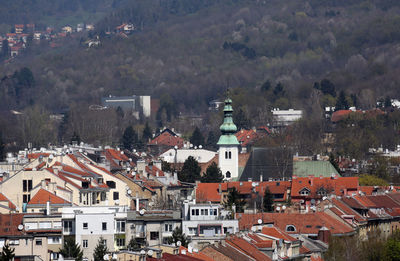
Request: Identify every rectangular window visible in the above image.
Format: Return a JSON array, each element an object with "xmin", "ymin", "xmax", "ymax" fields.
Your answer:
[
  {"xmin": 63, "ymin": 221, "xmax": 73, "ymax": 233},
  {"xmin": 188, "ymin": 227, "xmax": 197, "ymax": 235},
  {"xmin": 195, "ymin": 209, "xmax": 199, "ymax": 216},
  {"xmin": 35, "ymin": 239, "xmax": 42, "ymax": 246},
  {"xmin": 23, "ymin": 194, "xmax": 31, "ymax": 203},
  {"xmin": 28, "ymin": 180, "xmax": 32, "ymax": 191},
  {"xmin": 150, "ymin": 232, "xmax": 159, "ymax": 240},
  {"xmin": 23, "ymin": 180, "xmax": 27, "ymax": 192},
  {"xmin": 116, "ymin": 238, "xmax": 125, "ymax": 247},
  {"xmin": 113, "ymin": 192, "xmax": 119, "ymax": 200},
  {"xmin": 214, "ymin": 209, "xmax": 217, "ymax": 215},
  {"xmin": 106, "ymin": 181, "xmax": 116, "ymax": 188},
  {"xmin": 191, "ymin": 209, "xmax": 195, "ymax": 216},
  {"xmin": 102, "ymin": 222, "xmax": 107, "ymax": 231},
  {"xmin": 116, "ymin": 221, "xmax": 125, "ymax": 233},
  {"xmin": 83, "ymin": 240, "xmax": 88, "ymax": 248},
  {"xmin": 165, "ymin": 224, "xmax": 173, "ymax": 232},
  {"xmin": 83, "ymin": 223, "xmax": 88, "ymax": 230},
  {"xmin": 201, "ymin": 209, "xmax": 204, "ymax": 215},
  {"xmin": 205, "ymin": 209, "xmax": 208, "ymax": 215}
]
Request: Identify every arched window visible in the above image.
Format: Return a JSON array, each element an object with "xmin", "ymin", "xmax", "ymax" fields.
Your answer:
[
  {"xmin": 225, "ymin": 151, "xmax": 228, "ymax": 159},
  {"xmin": 228, "ymin": 151, "xmax": 232, "ymax": 159},
  {"xmin": 226, "ymin": 171, "xmax": 231, "ymax": 178},
  {"xmin": 286, "ymin": 225, "xmax": 296, "ymax": 232}
]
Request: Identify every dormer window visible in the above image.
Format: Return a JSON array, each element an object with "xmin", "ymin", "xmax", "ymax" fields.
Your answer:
[
  {"xmin": 286, "ymin": 225, "xmax": 296, "ymax": 232},
  {"xmin": 299, "ymin": 188, "xmax": 310, "ymax": 196}
]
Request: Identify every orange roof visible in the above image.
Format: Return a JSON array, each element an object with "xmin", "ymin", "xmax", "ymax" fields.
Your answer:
[
  {"xmin": 28, "ymin": 189, "xmax": 70, "ymax": 205},
  {"xmin": 0, "ymin": 193, "xmax": 16, "ymax": 210},
  {"xmin": 149, "ymin": 131, "xmax": 185, "ymax": 148},
  {"xmin": 196, "ymin": 183, "xmax": 223, "ymax": 203},
  {"xmin": 261, "ymin": 226, "xmax": 297, "ymax": 242},
  {"xmin": 291, "ymin": 177, "xmax": 359, "ymax": 198},
  {"xmin": 226, "ymin": 236, "xmax": 272, "ymax": 261},
  {"xmin": 331, "ymin": 110, "xmax": 356, "ymax": 122},
  {"xmin": 178, "ymin": 246, "xmax": 214, "ymax": 261},
  {"xmin": 235, "ymin": 129, "xmax": 259, "ymax": 147},
  {"xmin": 105, "ymin": 148, "xmax": 129, "ymax": 161},
  {"xmin": 27, "ymin": 153, "xmax": 50, "ymax": 160},
  {"xmin": 237, "ymin": 212, "xmax": 355, "ymax": 235},
  {"xmin": 0, "ymin": 214, "xmax": 25, "ymax": 236}
]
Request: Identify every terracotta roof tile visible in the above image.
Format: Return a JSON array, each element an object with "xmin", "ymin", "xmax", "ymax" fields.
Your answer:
[
  {"xmin": 149, "ymin": 132, "xmax": 185, "ymax": 147},
  {"xmin": 0, "ymin": 193, "xmax": 16, "ymax": 210},
  {"xmin": 28, "ymin": 189, "xmax": 70, "ymax": 205},
  {"xmin": 226, "ymin": 236, "xmax": 272, "ymax": 261}
]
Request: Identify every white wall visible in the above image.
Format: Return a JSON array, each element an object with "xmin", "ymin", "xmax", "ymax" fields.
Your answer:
[{"xmin": 218, "ymin": 146, "xmax": 238, "ymax": 180}]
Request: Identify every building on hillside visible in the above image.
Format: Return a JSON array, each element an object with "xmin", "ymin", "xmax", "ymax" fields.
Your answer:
[
  {"xmin": 126, "ymin": 210, "xmax": 181, "ymax": 247},
  {"xmin": 181, "ymin": 200, "xmax": 239, "ymax": 249},
  {"xmin": 148, "ymin": 128, "xmax": 186, "ymax": 156},
  {"xmin": 217, "ymin": 98, "xmax": 240, "ymax": 180},
  {"xmin": 62, "ymin": 206, "xmax": 128, "ymax": 260},
  {"xmin": 101, "ymin": 95, "xmax": 151, "ymax": 119},
  {"xmin": 271, "ymin": 109, "xmax": 302, "ymax": 128}
]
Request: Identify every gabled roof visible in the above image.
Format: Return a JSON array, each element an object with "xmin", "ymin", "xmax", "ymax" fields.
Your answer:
[
  {"xmin": 235, "ymin": 129, "xmax": 260, "ymax": 147},
  {"xmin": 178, "ymin": 246, "xmax": 214, "ymax": 261},
  {"xmin": 149, "ymin": 131, "xmax": 185, "ymax": 148},
  {"xmin": 0, "ymin": 213, "xmax": 25, "ymax": 236},
  {"xmin": 293, "ymin": 161, "xmax": 340, "ymax": 178},
  {"xmin": 261, "ymin": 226, "xmax": 298, "ymax": 242},
  {"xmin": 27, "ymin": 153, "xmax": 50, "ymax": 160},
  {"xmin": 28, "ymin": 189, "xmax": 70, "ymax": 205},
  {"xmin": 226, "ymin": 236, "xmax": 272, "ymax": 261},
  {"xmin": 0, "ymin": 193, "xmax": 16, "ymax": 210},
  {"xmin": 330, "ymin": 198, "xmax": 367, "ymax": 223},
  {"xmin": 291, "ymin": 177, "xmax": 359, "ymax": 198},
  {"xmin": 237, "ymin": 213, "xmax": 355, "ymax": 236},
  {"xmin": 201, "ymin": 242, "xmax": 255, "ymax": 261}
]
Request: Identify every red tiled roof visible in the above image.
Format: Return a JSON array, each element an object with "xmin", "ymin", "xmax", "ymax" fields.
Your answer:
[
  {"xmin": 291, "ymin": 177, "xmax": 359, "ymax": 198},
  {"xmin": 0, "ymin": 213, "xmax": 25, "ymax": 236},
  {"xmin": 178, "ymin": 246, "xmax": 214, "ymax": 261},
  {"xmin": 235, "ymin": 129, "xmax": 259, "ymax": 147},
  {"xmin": 331, "ymin": 110, "xmax": 362, "ymax": 122},
  {"xmin": 27, "ymin": 153, "xmax": 50, "ymax": 160},
  {"xmin": 148, "ymin": 252, "xmax": 203, "ymax": 261},
  {"xmin": 237, "ymin": 212, "xmax": 355, "ymax": 236},
  {"xmin": 0, "ymin": 193, "xmax": 16, "ymax": 210},
  {"xmin": 149, "ymin": 131, "xmax": 185, "ymax": 148},
  {"xmin": 28, "ymin": 189, "xmax": 70, "ymax": 205},
  {"xmin": 359, "ymin": 186, "xmax": 375, "ymax": 195},
  {"xmin": 146, "ymin": 165, "xmax": 165, "ymax": 177},
  {"xmin": 226, "ymin": 236, "xmax": 272, "ymax": 261},
  {"xmin": 261, "ymin": 226, "xmax": 297, "ymax": 242},
  {"xmin": 331, "ymin": 198, "xmax": 367, "ymax": 223}
]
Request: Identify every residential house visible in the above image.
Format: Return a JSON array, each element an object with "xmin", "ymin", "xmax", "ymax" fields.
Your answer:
[
  {"xmin": 62, "ymin": 206, "xmax": 128, "ymax": 260},
  {"xmin": 181, "ymin": 200, "xmax": 239, "ymax": 249},
  {"xmin": 126, "ymin": 209, "xmax": 181, "ymax": 247}
]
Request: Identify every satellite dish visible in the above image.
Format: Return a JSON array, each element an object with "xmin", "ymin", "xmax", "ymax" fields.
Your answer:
[
  {"xmin": 127, "ymin": 167, "xmax": 131, "ymax": 172},
  {"xmin": 252, "ymin": 182, "xmax": 256, "ymax": 187},
  {"xmin": 199, "ymin": 145, "xmax": 202, "ymax": 149},
  {"xmin": 140, "ymin": 250, "xmax": 146, "ymax": 255},
  {"xmin": 103, "ymin": 254, "xmax": 109, "ymax": 260},
  {"xmin": 276, "ymin": 206, "xmax": 281, "ymax": 212},
  {"xmin": 282, "ymin": 205, "xmax": 287, "ymax": 210},
  {"xmin": 18, "ymin": 224, "xmax": 24, "ymax": 231},
  {"xmin": 187, "ymin": 195, "xmax": 192, "ymax": 201},
  {"xmin": 127, "ymin": 189, "xmax": 132, "ymax": 195},
  {"xmin": 139, "ymin": 209, "xmax": 145, "ymax": 215},
  {"xmin": 49, "ymin": 154, "xmax": 54, "ymax": 159},
  {"xmin": 112, "ymin": 254, "xmax": 117, "ymax": 260},
  {"xmin": 176, "ymin": 241, "xmax": 182, "ymax": 247},
  {"xmin": 147, "ymin": 250, "xmax": 154, "ymax": 257},
  {"xmin": 258, "ymin": 219, "xmax": 262, "ymax": 225}
]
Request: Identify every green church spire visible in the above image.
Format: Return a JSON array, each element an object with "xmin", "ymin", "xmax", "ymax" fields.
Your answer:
[{"xmin": 217, "ymin": 98, "xmax": 239, "ymax": 145}]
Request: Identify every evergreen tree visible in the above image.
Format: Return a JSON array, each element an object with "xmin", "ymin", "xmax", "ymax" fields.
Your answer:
[
  {"xmin": 335, "ymin": 91, "xmax": 349, "ymax": 110},
  {"xmin": 263, "ymin": 187, "xmax": 274, "ymax": 212},
  {"xmin": 167, "ymin": 227, "xmax": 190, "ymax": 247},
  {"xmin": 70, "ymin": 131, "xmax": 81, "ymax": 145},
  {"xmin": 224, "ymin": 187, "xmax": 246, "ymax": 214},
  {"xmin": 0, "ymin": 243, "xmax": 15, "ymax": 261},
  {"xmin": 122, "ymin": 126, "xmax": 138, "ymax": 151},
  {"xmin": 206, "ymin": 130, "xmax": 218, "ymax": 150},
  {"xmin": 59, "ymin": 238, "xmax": 83, "ymax": 261},
  {"xmin": 93, "ymin": 237, "xmax": 108, "ymax": 261},
  {"xmin": 201, "ymin": 162, "xmax": 223, "ymax": 183},
  {"xmin": 0, "ymin": 131, "xmax": 5, "ymax": 161},
  {"xmin": 261, "ymin": 80, "xmax": 271, "ymax": 92},
  {"xmin": 384, "ymin": 96, "xmax": 392, "ymax": 108},
  {"xmin": 178, "ymin": 156, "xmax": 201, "ymax": 183},
  {"xmin": 190, "ymin": 127, "xmax": 204, "ymax": 147},
  {"xmin": 127, "ymin": 238, "xmax": 141, "ymax": 250},
  {"xmin": 1, "ymin": 40, "xmax": 9, "ymax": 59},
  {"xmin": 320, "ymin": 79, "xmax": 336, "ymax": 97},
  {"xmin": 142, "ymin": 122, "xmax": 152, "ymax": 143}
]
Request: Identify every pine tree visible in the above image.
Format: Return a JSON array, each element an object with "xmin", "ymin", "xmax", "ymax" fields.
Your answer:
[
  {"xmin": 59, "ymin": 238, "xmax": 83, "ymax": 261},
  {"xmin": 0, "ymin": 243, "xmax": 15, "ymax": 261},
  {"xmin": 335, "ymin": 91, "xmax": 349, "ymax": 110},
  {"xmin": 224, "ymin": 187, "xmax": 246, "ymax": 214},
  {"xmin": 206, "ymin": 130, "xmax": 218, "ymax": 150},
  {"xmin": 201, "ymin": 162, "xmax": 223, "ymax": 183},
  {"xmin": 121, "ymin": 126, "xmax": 138, "ymax": 151},
  {"xmin": 263, "ymin": 187, "xmax": 274, "ymax": 212},
  {"xmin": 190, "ymin": 127, "xmax": 204, "ymax": 147},
  {"xmin": 128, "ymin": 238, "xmax": 141, "ymax": 250},
  {"xmin": 178, "ymin": 156, "xmax": 201, "ymax": 183},
  {"xmin": 93, "ymin": 237, "xmax": 108, "ymax": 261},
  {"xmin": 167, "ymin": 227, "xmax": 190, "ymax": 247},
  {"xmin": 142, "ymin": 122, "xmax": 152, "ymax": 143}
]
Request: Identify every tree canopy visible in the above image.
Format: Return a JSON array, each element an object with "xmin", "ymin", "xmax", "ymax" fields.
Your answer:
[
  {"xmin": 201, "ymin": 162, "xmax": 223, "ymax": 183},
  {"xmin": 178, "ymin": 156, "xmax": 201, "ymax": 183},
  {"xmin": 59, "ymin": 238, "xmax": 83, "ymax": 261}
]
